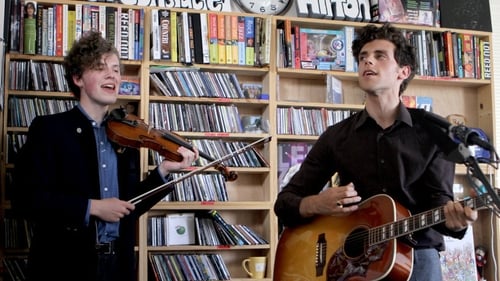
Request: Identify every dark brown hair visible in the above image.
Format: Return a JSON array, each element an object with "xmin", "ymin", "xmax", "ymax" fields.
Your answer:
[
  {"xmin": 63, "ymin": 31, "xmax": 121, "ymax": 99},
  {"xmin": 352, "ymin": 23, "xmax": 416, "ymax": 95}
]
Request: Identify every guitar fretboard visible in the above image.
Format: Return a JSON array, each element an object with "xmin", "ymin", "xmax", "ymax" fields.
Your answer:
[{"xmin": 368, "ymin": 193, "xmax": 493, "ymax": 245}]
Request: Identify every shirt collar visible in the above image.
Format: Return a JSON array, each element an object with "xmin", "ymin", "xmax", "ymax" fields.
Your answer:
[{"xmin": 355, "ymin": 102, "xmax": 413, "ymax": 130}]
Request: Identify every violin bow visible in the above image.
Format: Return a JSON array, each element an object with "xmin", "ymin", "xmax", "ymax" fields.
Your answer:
[{"xmin": 128, "ymin": 136, "xmax": 272, "ymax": 205}]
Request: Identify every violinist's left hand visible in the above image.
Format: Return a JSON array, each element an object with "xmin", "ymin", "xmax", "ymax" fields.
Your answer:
[
  {"xmin": 158, "ymin": 146, "xmax": 199, "ymax": 177},
  {"xmin": 443, "ymin": 200, "xmax": 478, "ymax": 232}
]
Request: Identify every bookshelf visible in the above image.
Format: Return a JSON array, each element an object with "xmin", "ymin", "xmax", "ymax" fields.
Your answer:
[{"xmin": 0, "ymin": 1, "xmax": 497, "ymax": 281}]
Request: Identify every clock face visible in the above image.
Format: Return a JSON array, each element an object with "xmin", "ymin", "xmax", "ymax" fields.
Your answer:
[{"xmin": 235, "ymin": 0, "xmax": 293, "ymax": 15}]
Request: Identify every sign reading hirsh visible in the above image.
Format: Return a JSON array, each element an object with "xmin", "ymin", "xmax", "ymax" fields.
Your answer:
[
  {"xmin": 117, "ymin": 0, "xmax": 231, "ymax": 11},
  {"xmin": 296, "ymin": 0, "xmax": 372, "ymax": 22}
]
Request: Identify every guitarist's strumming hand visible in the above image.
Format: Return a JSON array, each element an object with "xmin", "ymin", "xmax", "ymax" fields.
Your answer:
[
  {"xmin": 443, "ymin": 201, "xmax": 478, "ymax": 232},
  {"xmin": 299, "ymin": 182, "xmax": 362, "ymax": 218}
]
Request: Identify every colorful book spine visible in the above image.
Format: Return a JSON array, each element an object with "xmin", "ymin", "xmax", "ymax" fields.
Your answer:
[
  {"xmin": 231, "ymin": 15, "xmax": 238, "ymax": 65},
  {"xmin": 443, "ymin": 31, "xmax": 455, "ymax": 77},
  {"xmin": 75, "ymin": 4, "xmax": 82, "ymax": 41},
  {"xmin": 47, "ymin": 6, "xmax": 54, "ymax": 56},
  {"xmin": 67, "ymin": 9, "xmax": 76, "ymax": 53},
  {"xmin": 244, "ymin": 16, "xmax": 254, "ymax": 66},
  {"xmin": 217, "ymin": 14, "xmax": 226, "ymax": 64},
  {"xmin": 159, "ymin": 9, "xmax": 171, "ymax": 60},
  {"xmin": 138, "ymin": 9, "xmax": 144, "ymax": 60},
  {"xmin": 237, "ymin": 16, "xmax": 246, "ymax": 65},
  {"xmin": 55, "ymin": 4, "xmax": 63, "ymax": 56},
  {"xmin": 460, "ymin": 33, "xmax": 474, "ymax": 78},
  {"xmin": 224, "ymin": 15, "xmax": 232, "ymax": 64},
  {"xmin": 208, "ymin": 13, "xmax": 218, "ymax": 64},
  {"xmin": 480, "ymin": 40, "xmax": 491, "ymax": 79},
  {"xmin": 170, "ymin": 10, "xmax": 178, "ymax": 62}
]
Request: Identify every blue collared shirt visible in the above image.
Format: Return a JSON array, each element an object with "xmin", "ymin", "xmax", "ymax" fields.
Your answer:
[{"xmin": 79, "ymin": 105, "xmax": 119, "ymax": 242}]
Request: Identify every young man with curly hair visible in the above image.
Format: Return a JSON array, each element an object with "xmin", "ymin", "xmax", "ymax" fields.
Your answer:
[{"xmin": 14, "ymin": 31, "xmax": 198, "ymax": 281}]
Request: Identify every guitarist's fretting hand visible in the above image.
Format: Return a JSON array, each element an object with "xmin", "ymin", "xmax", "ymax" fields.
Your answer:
[
  {"xmin": 299, "ymin": 183, "xmax": 362, "ymax": 218},
  {"xmin": 443, "ymin": 201, "xmax": 478, "ymax": 232}
]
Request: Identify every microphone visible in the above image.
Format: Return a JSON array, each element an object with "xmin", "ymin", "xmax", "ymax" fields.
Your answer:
[{"xmin": 423, "ymin": 111, "xmax": 493, "ymax": 151}]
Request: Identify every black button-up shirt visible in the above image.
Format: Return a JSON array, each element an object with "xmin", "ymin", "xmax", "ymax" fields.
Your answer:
[{"xmin": 274, "ymin": 104, "xmax": 465, "ymax": 251}]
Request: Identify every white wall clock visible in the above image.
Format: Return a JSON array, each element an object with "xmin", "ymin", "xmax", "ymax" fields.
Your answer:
[{"xmin": 235, "ymin": 0, "xmax": 293, "ymax": 15}]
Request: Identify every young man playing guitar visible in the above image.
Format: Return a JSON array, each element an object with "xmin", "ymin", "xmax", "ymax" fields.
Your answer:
[{"xmin": 274, "ymin": 23, "xmax": 478, "ymax": 281}]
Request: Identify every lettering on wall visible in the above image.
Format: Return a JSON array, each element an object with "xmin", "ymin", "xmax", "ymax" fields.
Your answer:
[
  {"xmin": 296, "ymin": 0, "xmax": 371, "ymax": 22},
  {"xmin": 118, "ymin": 0, "xmax": 231, "ymax": 11}
]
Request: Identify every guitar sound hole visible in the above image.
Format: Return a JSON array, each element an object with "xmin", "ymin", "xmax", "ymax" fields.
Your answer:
[{"xmin": 343, "ymin": 227, "xmax": 367, "ymax": 258}]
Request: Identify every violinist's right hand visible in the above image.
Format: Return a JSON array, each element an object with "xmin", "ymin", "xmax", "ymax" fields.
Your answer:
[{"xmin": 90, "ymin": 198, "xmax": 135, "ymax": 222}]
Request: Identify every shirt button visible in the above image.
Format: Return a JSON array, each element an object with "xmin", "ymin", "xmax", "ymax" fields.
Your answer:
[
  {"xmin": 102, "ymin": 164, "xmax": 107, "ymax": 168},
  {"xmin": 104, "ymin": 187, "xmax": 108, "ymax": 192},
  {"xmin": 380, "ymin": 159, "xmax": 385, "ymax": 164},
  {"xmin": 382, "ymin": 188, "xmax": 387, "ymax": 192}
]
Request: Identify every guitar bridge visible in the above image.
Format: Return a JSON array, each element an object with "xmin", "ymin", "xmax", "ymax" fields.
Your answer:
[{"xmin": 315, "ymin": 233, "xmax": 327, "ymax": 276}]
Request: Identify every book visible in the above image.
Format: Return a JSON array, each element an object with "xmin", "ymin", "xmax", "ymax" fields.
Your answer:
[
  {"xmin": 159, "ymin": 9, "xmax": 171, "ymax": 60},
  {"xmin": 119, "ymin": 10, "xmax": 130, "ymax": 59},
  {"xmin": 374, "ymin": 0, "xmax": 437, "ymax": 27},
  {"xmin": 293, "ymin": 25, "xmax": 301, "ymax": 69},
  {"xmin": 401, "ymin": 95, "xmax": 416, "ymax": 108},
  {"xmin": 166, "ymin": 213, "xmax": 195, "ymax": 245},
  {"xmin": 169, "ymin": 10, "xmax": 177, "ymax": 62},
  {"xmin": 119, "ymin": 76, "xmax": 140, "ymax": 95},
  {"xmin": 460, "ymin": 33, "xmax": 474, "ymax": 78},
  {"xmin": 480, "ymin": 40, "xmax": 491, "ymax": 80},
  {"xmin": 326, "ymin": 74, "xmax": 343, "ymax": 104},
  {"xmin": 244, "ymin": 16, "xmax": 254, "ymax": 66},
  {"xmin": 253, "ymin": 17, "xmax": 262, "ymax": 66},
  {"xmin": 224, "ymin": 15, "xmax": 232, "ymax": 64},
  {"xmin": 199, "ymin": 13, "xmax": 210, "ymax": 64},
  {"xmin": 150, "ymin": 9, "xmax": 160, "ymax": 60},
  {"xmin": 208, "ymin": 13, "xmax": 218, "ymax": 64},
  {"xmin": 237, "ymin": 16, "xmax": 246, "ymax": 65},
  {"xmin": 343, "ymin": 25, "xmax": 356, "ymax": 72},
  {"xmin": 190, "ymin": 13, "xmax": 202, "ymax": 63},
  {"xmin": 377, "ymin": 0, "xmax": 406, "ymax": 23},
  {"xmin": 230, "ymin": 15, "xmax": 238, "ymax": 65},
  {"xmin": 207, "ymin": 210, "xmax": 245, "ymax": 246},
  {"xmin": 299, "ymin": 27, "xmax": 346, "ymax": 70},
  {"xmin": 217, "ymin": 14, "xmax": 225, "ymax": 64}
]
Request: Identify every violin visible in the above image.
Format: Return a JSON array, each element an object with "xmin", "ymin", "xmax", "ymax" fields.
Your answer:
[{"xmin": 105, "ymin": 108, "xmax": 237, "ymax": 181}]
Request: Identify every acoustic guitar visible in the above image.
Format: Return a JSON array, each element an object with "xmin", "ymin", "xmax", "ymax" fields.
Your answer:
[{"xmin": 274, "ymin": 193, "xmax": 491, "ymax": 281}]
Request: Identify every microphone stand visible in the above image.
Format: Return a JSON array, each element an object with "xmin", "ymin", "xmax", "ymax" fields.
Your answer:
[{"xmin": 450, "ymin": 142, "xmax": 500, "ymax": 215}]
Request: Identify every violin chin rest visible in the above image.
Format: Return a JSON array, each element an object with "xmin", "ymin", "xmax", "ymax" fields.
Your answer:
[{"xmin": 110, "ymin": 108, "xmax": 127, "ymax": 120}]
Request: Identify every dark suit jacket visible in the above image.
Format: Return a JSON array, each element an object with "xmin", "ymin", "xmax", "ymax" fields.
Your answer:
[{"xmin": 13, "ymin": 107, "xmax": 173, "ymax": 281}]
